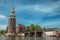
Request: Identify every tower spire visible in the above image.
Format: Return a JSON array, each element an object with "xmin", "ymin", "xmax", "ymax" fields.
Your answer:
[{"xmin": 10, "ymin": 6, "xmax": 15, "ymax": 18}]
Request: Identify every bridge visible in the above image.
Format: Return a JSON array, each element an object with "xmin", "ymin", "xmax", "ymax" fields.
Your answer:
[{"xmin": 24, "ymin": 30, "xmax": 43, "ymax": 37}]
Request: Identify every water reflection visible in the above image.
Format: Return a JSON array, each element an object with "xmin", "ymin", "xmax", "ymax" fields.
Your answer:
[
  {"xmin": 4, "ymin": 36, "xmax": 60, "ymax": 40},
  {"xmin": 55, "ymin": 37, "xmax": 60, "ymax": 40},
  {"xmin": 16, "ymin": 37, "xmax": 24, "ymax": 40},
  {"xmin": 44, "ymin": 37, "xmax": 60, "ymax": 40},
  {"xmin": 6, "ymin": 37, "xmax": 16, "ymax": 40}
]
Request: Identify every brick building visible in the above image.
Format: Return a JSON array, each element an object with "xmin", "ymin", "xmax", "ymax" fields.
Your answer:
[
  {"xmin": 6, "ymin": 6, "xmax": 16, "ymax": 36},
  {"xmin": 16, "ymin": 24, "xmax": 25, "ymax": 33}
]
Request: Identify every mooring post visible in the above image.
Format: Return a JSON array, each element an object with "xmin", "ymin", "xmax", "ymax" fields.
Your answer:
[
  {"xmin": 34, "ymin": 31, "xmax": 36, "ymax": 37},
  {"xmin": 28, "ymin": 32, "xmax": 30, "ymax": 37}
]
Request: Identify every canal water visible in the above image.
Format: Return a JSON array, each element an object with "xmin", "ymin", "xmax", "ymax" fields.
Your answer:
[{"xmin": 0, "ymin": 36, "xmax": 60, "ymax": 40}]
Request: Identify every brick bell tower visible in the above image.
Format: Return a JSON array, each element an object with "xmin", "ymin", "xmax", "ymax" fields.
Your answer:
[{"xmin": 7, "ymin": 6, "xmax": 16, "ymax": 36}]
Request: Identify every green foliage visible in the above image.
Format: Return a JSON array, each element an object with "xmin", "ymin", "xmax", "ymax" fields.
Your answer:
[
  {"xmin": 25, "ymin": 26, "xmax": 30, "ymax": 31},
  {"xmin": 0, "ymin": 30, "xmax": 4, "ymax": 34},
  {"xmin": 30, "ymin": 24, "xmax": 35, "ymax": 31},
  {"xmin": 4, "ymin": 29, "xmax": 8, "ymax": 33},
  {"xmin": 35, "ymin": 24, "xmax": 41, "ymax": 31},
  {"xmin": 43, "ymin": 27, "xmax": 47, "ymax": 31},
  {"xmin": 43, "ymin": 27, "xmax": 56, "ymax": 31},
  {"xmin": 25, "ymin": 24, "xmax": 42, "ymax": 31},
  {"xmin": 0, "ymin": 26, "xmax": 8, "ymax": 34},
  {"xmin": 46, "ymin": 28, "xmax": 55, "ymax": 31},
  {"xmin": 25, "ymin": 24, "xmax": 56, "ymax": 31}
]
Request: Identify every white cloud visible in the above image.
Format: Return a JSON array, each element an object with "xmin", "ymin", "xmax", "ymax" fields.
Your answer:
[
  {"xmin": 33, "ymin": 5, "xmax": 55, "ymax": 13},
  {"xmin": 0, "ymin": 14, "xmax": 6, "ymax": 20},
  {"xmin": 35, "ymin": 1, "xmax": 60, "ymax": 14},
  {"xmin": 0, "ymin": 25, "xmax": 7, "ymax": 30},
  {"xmin": 15, "ymin": 1, "xmax": 60, "ymax": 15},
  {"xmin": 41, "ymin": 20, "xmax": 60, "ymax": 28}
]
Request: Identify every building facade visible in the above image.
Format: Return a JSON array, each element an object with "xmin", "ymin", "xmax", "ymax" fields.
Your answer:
[
  {"xmin": 44, "ymin": 30, "xmax": 60, "ymax": 37},
  {"xmin": 16, "ymin": 24, "xmax": 25, "ymax": 33},
  {"xmin": 44, "ymin": 31, "xmax": 56, "ymax": 36}
]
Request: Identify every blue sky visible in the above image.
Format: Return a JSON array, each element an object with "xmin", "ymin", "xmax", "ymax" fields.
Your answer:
[{"xmin": 0, "ymin": 0, "xmax": 60, "ymax": 30}]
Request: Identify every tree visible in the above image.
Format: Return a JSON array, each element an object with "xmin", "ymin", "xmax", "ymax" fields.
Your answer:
[
  {"xmin": 25, "ymin": 26, "xmax": 30, "ymax": 31},
  {"xmin": 0, "ymin": 30, "xmax": 4, "ymax": 34},
  {"xmin": 30, "ymin": 24, "xmax": 35, "ymax": 31},
  {"xmin": 43, "ymin": 27, "xmax": 46, "ymax": 31},
  {"xmin": 35, "ymin": 25, "xmax": 41, "ymax": 31},
  {"xmin": 46, "ymin": 28, "xmax": 55, "ymax": 31}
]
